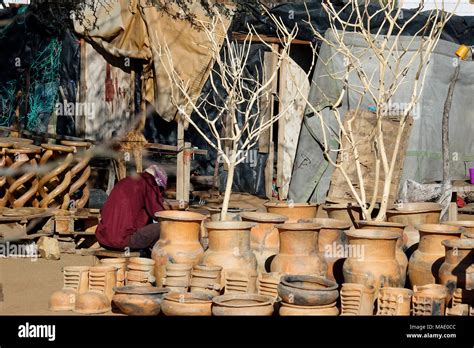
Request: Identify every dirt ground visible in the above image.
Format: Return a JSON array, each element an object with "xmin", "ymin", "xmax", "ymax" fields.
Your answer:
[{"xmin": 0, "ymin": 193, "xmax": 268, "ymax": 315}]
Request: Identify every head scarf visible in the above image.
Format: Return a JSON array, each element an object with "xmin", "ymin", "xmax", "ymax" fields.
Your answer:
[{"xmin": 145, "ymin": 164, "xmax": 168, "ymax": 189}]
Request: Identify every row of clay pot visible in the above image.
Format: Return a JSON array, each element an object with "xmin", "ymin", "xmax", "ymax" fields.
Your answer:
[{"xmin": 49, "ymin": 265, "xmax": 117, "ymax": 314}]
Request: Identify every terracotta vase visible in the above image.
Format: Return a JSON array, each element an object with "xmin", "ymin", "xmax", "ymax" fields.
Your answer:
[
  {"xmin": 376, "ymin": 287, "xmax": 413, "ymax": 316},
  {"xmin": 201, "ymin": 221, "xmax": 257, "ymax": 281},
  {"xmin": 342, "ymin": 229, "xmax": 401, "ymax": 293},
  {"xmin": 438, "ymin": 239, "xmax": 474, "ymax": 289},
  {"xmin": 264, "ymin": 202, "xmax": 318, "ymax": 223},
  {"xmin": 412, "ymin": 284, "xmax": 448, "ymax": 316},
  {"xmin": 224, "ymin": 269, "xmax": 257, "ymax": 294},
  {"xmin": 151, "ymin": 210, "xmax": 206, "ymax": 287},
  {"xmin": 408, "ymin": 224, "xmax": 463, "ymax": 287},
  {"xmin": 112, "ymin": 286, "xmax": 169, "ymax": 316},
  {"xmin": 386, "ymin": 203, "xmax": 442, "ymax": 251},
  {"xmin": 277, "ymin": 275, "xmax": 339, "ymax": 306},
  {"xmin": 212, "ymin": 294, "xmax": 274, "ymax": 316},
  {"xmin": 298, "ymin": 218, "xmax": 351, "ymax": 284},
  {"xmin": 340, "ymin": 283, "xmax": 375, "ymax": 316},
  {"xmin": 279, "ymin": 302, "xmax": 339, "ymax": 316},
  {"xmin": 161, "ymin": 292, "xmax": 214, "ymax": 316},
  {"xmin": 270, "ymin": 223, "xmax": 325, "ymax": 276},
  {"xmin": 240, "ymin": 211, "xmax": 288, "ymax": 272},
  {"xmin": 443, "ymin": 221, "xmax": 474, "ymax": 238},
  {"xmin": 356, "ymin": 220, "xmax": 408, "ymax": 287}
]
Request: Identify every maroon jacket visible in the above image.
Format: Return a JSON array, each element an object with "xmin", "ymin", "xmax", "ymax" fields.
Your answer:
[{"xmin": 96, "ymin": 172, "xmax": 164, "ymax": 249}]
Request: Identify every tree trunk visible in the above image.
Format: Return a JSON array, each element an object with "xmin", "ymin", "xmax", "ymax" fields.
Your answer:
[{"xmin": 220, "ymin": 161, "xmax": 235, "ymax": 221}]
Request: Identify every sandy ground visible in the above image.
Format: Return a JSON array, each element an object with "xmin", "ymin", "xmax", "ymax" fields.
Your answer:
[{"xmin": 0, "ymin": 193, "xmax": 268, "ymax": 315}]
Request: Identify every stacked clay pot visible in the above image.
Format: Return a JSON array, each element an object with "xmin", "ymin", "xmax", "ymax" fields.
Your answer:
[
  {"xmin": 100, "ymin": 258, "xmax": 126, "ymax": 287},
  {"xmin": 241, "ymin": 211, "xmax": 288, "ymax": 272},
  {"xmin": 356, "ymin": 220, "xmax": 408, "ymax": 287},
  {"xmin": 126, "ymin": 257, "xmax": 155, "ymax": 287},
  {"xmin": 201, "ymin": 221, "xmax": 257, "ymax": 282},
  {"xmin": 152, "ymin": 211, "xmax": 206, "ymax": 287},
  {"xmin": 298, "ymin": 218, "xmax": 351, "ymax": 284},
  {"xmin": 270, "ymin": 223, "xmax": 325, "ymax": 277},
  {"xmin": 438, "ymin": 238, "xmax": 474, "ymax": 289},
  {"xmin": 340, "ymin": 283, "xmax": 375, "ymax": 315},
  {"xmin": 277, "ymin": 275, "xmax": 339, "ymax": 316},
  {"xmin": 264, "ymin": 202, "xmax": 318, "ymax": 223},
  {"xmin": 162, "ymin": 263, "xmax": 193, "ymax": 293},
  {"xmin": 161, "ymin": 292, "xmax": 214, "ymax": 316},
  {"xmin": 412, "ymin": 284, "xmax": 448, "ymax": 316},
  {"xmin": 376, "ymin": 287, "xmax": 413, "ymax": 316},
  {"xmin": 386, "ymin": 203, "xmax": 442, "ymax": 251},
  {"xmin": 212, "ymin": 294, "xmax": 275, "ymax": 316},
  {"xmin": 408, "ymin": 224, "xmax": 463, "ymax": 287},
  {"xmin": 189, "ymin": 264, "xmax": 222, "ymax": 296},
  {"xmin": 343, "ymin": 229, "xmax": 401, "ymax": 293},
  {"xmin": 224, "ymin": 269, "xmax": 257, "ymax": 294},
  {"xmin": 257, "ymin": 272, "xmax": 281, "ymax": 299}
]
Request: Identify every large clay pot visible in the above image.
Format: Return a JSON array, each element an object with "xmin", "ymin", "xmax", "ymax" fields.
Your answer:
[
  {"xmin": 443, "ymin": 221, "xmax": 474, "ymax": 238},
  {"xmin": 408, "ymin": 224, "xmax": 463, "ymax": 287},
  {"xmin": 151, "ymin": 211, "xmax": 206, "ymax": 287},
  {"xmin": 356, "ymin": 220, "xmax": 408, "ymax": 287},
  {"xmin": 270, "ymin": 223, "xmax": 325, "ymax": 276},
  {"xmin": 386, "ymin": 203, "xmax": 442, "ymax": 251},
  {"xmin": 298, "ymin": 218, "xmax": 351, "ymax": 283},
  {"xmin": 438, "ymin": 239, "xmax": 474, "ymax": 289},
  {"xmin": 200, "ymin": 221, "xmax": 257, "ymax": 281},
  {"xmin": 212, "ymin": 294, "xmax": 274, "ymax": 316},
  {"xmin": 240, "ymin": 211, "xmax": 288, "ymax": 272},
  {"xmin": 343, "ymin": 229, "xmax": 401, "ymax": 293},
  {"xmin": 264, "ymin": 202, "xmax": 318, "ymax": 223}
]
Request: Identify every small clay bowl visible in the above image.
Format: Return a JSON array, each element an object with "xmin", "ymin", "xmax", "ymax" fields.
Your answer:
[
  {"xmin": 161, "ymin": 292, "xmax": 214, "ymax": 316},
  {"xmin": 112, "ymin": 286, "xmax": 169, "ymax": 316},
  {"xmin": 212, "ymin": 294, "xmax": 274, "ymax": 316},
  {"xmin": 278, "ymin": 275, "xmax": 339, "ymax": 306}
]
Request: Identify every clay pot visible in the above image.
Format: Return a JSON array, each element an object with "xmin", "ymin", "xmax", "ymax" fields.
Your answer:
[
  {"xmin": 207, "ymin": 206, "xmax": 257, "ymax": 222},
  {"xmin": 443, "ymin": 221, "xmax": 474, "ymax": 238},
  {"xmin": 63, "ymin": 266, "xmax": 90, "ymax": 294},
  {"xmin": 340, "ymin": 283, "xmax": 375, "ymax": 316},
  {"xmin": 100, "ymin": 258, "xmax": 126, "ymax": 287},
  {"xmin": 355, "ymin": 220, "xmax": 408, "ymax": 287},
  {"xmin": 224, "ymin": 269, "xmax": 258, "ymax": 294},
  {"xmin": 190, "ymin": 264, "xmax": 222, "ymax": 296},
  {"xmin": 264, "ymin": 202, "xmax": 318, "ymax": 223},
  {"xmin": 376, "ymin": 287, "xmax": 413, "ymax": 316},
  {"xmin": 277, "ymin": 275, "xmax": 338, "ymax": 306},
  {"xmin": 212, "ymin": 294, "xmax": 274, "ymax": 316},
  {"xmin": 408, "ymin": 224, "xmax": 463, "ymax": 287},
  {"xmin": 322, "ymin": 202, "xmax": 363, "ymax": 224},
  {"xmin": 270, "ymin": 223, "xmax": 325, "ymax": 276},
  {"xmin": 413, "ymin": 284, "xmax": 448, "ymax": 316},
  {"xmin": 74, "ymin": 291, "xmax": 111, "ymax": 314},
  {"xmin": 88, "ymin": 265, "xmax": 117, "ymax": 301},
  {"xmin": 162, "ymin": 263, "xmax": 193, "ymax": 293},
  {"xmin": 257, "ymin": 272, "xmax": 281, "ymax": 299},
  {"xmin": 438, "ymin": 239, "xmax": 474, "ymax": 289},
  {"xmin": 112, "ymin": 286, "xmax": 169, "ymax": 316},
  {"xmin": 343, "ymin": 229, "xmax": 401, "ymax": 293},
  {"xmin": 126, "ymin": 257, "xmax": 155, "ymax": 287},
  {"xmin": 152, "ymin": 211, "xmax": 206, "ymax": 287},
  {"xmin": 452, "ymin": 288, "xmax": 473, "ymax": 307},
  {"xmin": 201, "ymin": 221, "xmax": 257, "ymax": 280},
  {"xmin": 298, "ymin": 218, "xmax": 351, "ymax": 283},
  {"xmin": 279, "ymin": 302, "xmax": 339, "ymax": 316},
  {"xmin": 161, "ymin": 292, "xmax": 214, "ymax": 316},
  {"xmin": 386, "ymin": 202, "xmax": 442, "ymax": 251},
  {"xmin": 49, "ymin": 289, "xmax": 78, "ymax": 311},
  {"xmin": 241, "ymin": 211, "xmax": 288, "ymax": 272}
]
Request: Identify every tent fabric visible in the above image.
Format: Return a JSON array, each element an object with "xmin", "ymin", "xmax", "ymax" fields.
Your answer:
[
  {"xmin": 73, "ymin": 0, "xmax": 231, "ymax": 122},
  {"xmin": 289, "ymin": 30, "xmax": 474, "ymax": 203}
]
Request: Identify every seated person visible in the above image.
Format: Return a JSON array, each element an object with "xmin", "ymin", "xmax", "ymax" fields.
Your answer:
[{"xmin": 96, "ymin": 164, "xmax": 168, "ymax": 251}]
